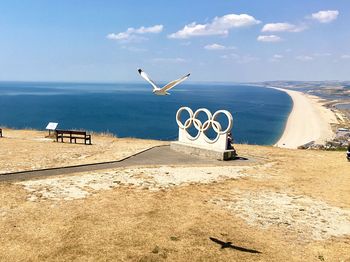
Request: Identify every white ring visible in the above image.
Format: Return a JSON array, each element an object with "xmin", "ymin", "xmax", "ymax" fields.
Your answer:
[
  {"xmin": 176, "ymin": 107, "xmax": 193, "ymax": 129},
  {"xmin": 175, "ymin": 107, "xmax": 233, "ymax": 143},
  {"xmin": 212, "ymin": 110, "xmax": 233, "ymax": 134},
  {"xmin": 193, "ymin": 108, "xmax": 212, "ymax": 131}
]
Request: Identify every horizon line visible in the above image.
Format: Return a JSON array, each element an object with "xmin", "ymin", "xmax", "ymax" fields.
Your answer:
[{"xmin": 0, "ymin": 79, "xmax": 348, "ymax": 85}]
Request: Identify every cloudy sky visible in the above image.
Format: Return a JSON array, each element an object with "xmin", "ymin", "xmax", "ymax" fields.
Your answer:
[{"xmin": 0, "ymin": 0, "xmax": 349, "ymax": 82}]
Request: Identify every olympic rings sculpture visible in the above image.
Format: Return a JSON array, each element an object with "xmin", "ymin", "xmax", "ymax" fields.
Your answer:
[{"xmin": 176, "ymin": 107, "xmax": 233, "ymax": 144}]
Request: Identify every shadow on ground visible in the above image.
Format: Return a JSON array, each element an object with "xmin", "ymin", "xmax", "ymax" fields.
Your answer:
[{"xmin": 209, "ymin": 237, "xmax": 261, "ymax": 254}]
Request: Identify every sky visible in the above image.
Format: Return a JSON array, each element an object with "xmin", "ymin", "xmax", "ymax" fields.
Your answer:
[{"xmin": 0, "ymin": 0, "xmax": 349, "ymax": 82}]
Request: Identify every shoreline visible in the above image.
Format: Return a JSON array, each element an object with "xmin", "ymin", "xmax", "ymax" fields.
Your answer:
[{"xmin": 270, "ymin": 87, "xmax": 338, "ymax": 149}]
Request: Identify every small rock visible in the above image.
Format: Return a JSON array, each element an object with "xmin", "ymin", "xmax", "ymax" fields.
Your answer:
[{"xmin": 151, "ymin": 246, "xmax": 160, "ymax": 254}]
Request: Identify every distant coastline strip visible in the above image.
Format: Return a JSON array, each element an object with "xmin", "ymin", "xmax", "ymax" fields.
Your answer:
[{"xmin": 267, "ymin": 87, "xmax": 337, "ymax": 149}]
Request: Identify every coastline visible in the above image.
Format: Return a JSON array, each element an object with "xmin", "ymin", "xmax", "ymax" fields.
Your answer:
[{"xmin": 270, "ymin": 87, "xmax": 338, "ymax": 149}]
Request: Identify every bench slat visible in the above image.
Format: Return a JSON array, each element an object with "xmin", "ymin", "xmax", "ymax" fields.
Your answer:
[{"xmin": 55, "ymin": 129, "xmax": 91, "ymax": 145}]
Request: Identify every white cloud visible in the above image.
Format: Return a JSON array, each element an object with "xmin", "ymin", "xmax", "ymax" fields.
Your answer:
[
  {"xmin": 132, "ymin": 25, "xmax": 164, "ymax": 34},
  {"xmin": 257, "ymin": 35, "xmax": 282, "ymax": 42},
  {"xmin": 107, "ymin": 25, "xmax": 163, "ymax": 42},
  {"xmin": 121, "ymin": 46, "xmax": 147, "ymax": 52},
  {"xmin": 168, "ymin": 13, "xmax": 260, "ymax": 39},
  {"xmin": 273, "ymin": 54, "xmax": 284, "ymax": 59},
  {"xmin": 311, "ymin": 10, "xmax": 339, "ymax": 23},
  {"xmin": 221, "ymin": 53, "xmax": 259, "ymax": 63},
  {"xmin": 221, "ymin": 53, "xmax": 239, "ymax": 59},
  {"xmin": 204, "ymin": 43, "xmax": 236, "ymax": 50},
  {"xmin": 341, "ymin": 54, "xmax": 350, "ymax": 59},
  {"xmin": 180, "ymin": 42, "xmax": 191, "ymax": 46},
  {"xmin": 262, "ymin": 23, "xmax": 306, "ymax": 33},
  {"xmin": 269, "ymin": 54, "xmax": 284, "ymax": 62},
  {"xmin": 296, "ymin": 55, "xmax": 314, "ymax": 61},
  {"xmin": 152, "ymin": 57, "xmax": 188, "ymax": 63},
  {"xmin": 237, "ymin": 55, "xmax": 259, "ymax": 64},
  {"xmin": 313, "ymin": 53, "xmax": 332, "ymax": 57},
  {"xmin": 204, "ymin": 43, "xmax": 225, "ymax": 50}
]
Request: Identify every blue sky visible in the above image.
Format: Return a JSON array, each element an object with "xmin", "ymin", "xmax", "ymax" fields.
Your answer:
[{"xmin": 0, "ymin": 0, "xmax": 349, "ymax": 82}]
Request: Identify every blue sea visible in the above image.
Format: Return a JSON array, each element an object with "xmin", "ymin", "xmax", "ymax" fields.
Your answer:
[{"xmin": 0, "ymin": 82, "xmax": 292, "ymax": 145}]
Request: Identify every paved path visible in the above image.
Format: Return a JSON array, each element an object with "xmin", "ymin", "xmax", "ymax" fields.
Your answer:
[{"xmin": 0, "ymin": 145, "xmax": 251, "ymax": 182}]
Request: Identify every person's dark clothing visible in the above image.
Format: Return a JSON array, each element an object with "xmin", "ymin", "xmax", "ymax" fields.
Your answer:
[{"xmin": 227, "ymin": 135, "xmax": 233, "ymax": 150}]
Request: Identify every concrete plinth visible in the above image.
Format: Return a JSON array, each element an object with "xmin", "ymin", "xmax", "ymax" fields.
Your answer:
[{"xmin": 170, "ymin": 141, "xmax": 237, "ymax": 161}]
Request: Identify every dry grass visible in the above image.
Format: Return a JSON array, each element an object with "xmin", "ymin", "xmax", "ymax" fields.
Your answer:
[
  {"xmin": 0, "ymin": 134, "xmax": 350, "ymax": 261},
  {"xmin": 0, "ymin": 129, "xmax": 166, "ymax": 174}
]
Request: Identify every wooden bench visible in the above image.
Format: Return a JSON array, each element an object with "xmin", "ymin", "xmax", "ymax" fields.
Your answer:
[{"xmin": 55, "ymin": 129, "xmax": 91, "ymax": 145}]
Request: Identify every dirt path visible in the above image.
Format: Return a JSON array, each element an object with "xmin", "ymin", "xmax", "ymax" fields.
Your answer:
[{"xmin": 0, "ymin": 145, "xmax": 252, "ymax": 182}]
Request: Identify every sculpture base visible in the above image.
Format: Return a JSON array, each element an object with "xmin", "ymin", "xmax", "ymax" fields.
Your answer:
[{"xmin": 170, "ymin": 141, "xmax": 237, "ymax": 161}]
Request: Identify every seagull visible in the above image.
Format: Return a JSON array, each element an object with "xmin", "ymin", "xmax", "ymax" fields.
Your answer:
[{"xmin": 137, "ymin": 68, "xmax": 190, "ymax": 96}]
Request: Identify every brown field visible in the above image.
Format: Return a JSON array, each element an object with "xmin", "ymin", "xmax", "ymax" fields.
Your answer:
[
  {"xmin": 0, "ymin": 129, "xmax": 165, "ymax": 174},
  {"xmin": 0, "ymin": 130, "xmax": 349, "ymax": 261}
]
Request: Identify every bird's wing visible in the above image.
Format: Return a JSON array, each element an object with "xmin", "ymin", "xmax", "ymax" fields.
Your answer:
[
  {"xmin": 160, "ymin": 73, "xmax": 190, "ymax": 92},
  {"xmin": 138, "ymin": 69, "xmax": 159, "ymax": 90}
]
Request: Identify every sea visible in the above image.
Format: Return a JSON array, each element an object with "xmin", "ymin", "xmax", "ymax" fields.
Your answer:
[
  {"xmin": 0, "ymin": 82, "xmax": 292, "ymax": 145},
  {"xmin": 335, "ymin": 103, "xmax": 350, "ymax": 110}
]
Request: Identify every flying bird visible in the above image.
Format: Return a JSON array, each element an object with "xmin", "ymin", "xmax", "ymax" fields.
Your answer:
[{"xmin": 138, "ymin": 68, "xmax": 190, "ymax": 96}]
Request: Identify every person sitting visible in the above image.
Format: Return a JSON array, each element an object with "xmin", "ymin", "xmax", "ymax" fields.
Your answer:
[
  {"xmin": 347, "ymin": 143, "xmax": 350, "ymax": 161},
  {"xmin": 226, "ymin": 132, "xmax": 237, "ymax": 158},
  {"xmin": 227, "ymin": 132, "xmax": 233, "ymax": 150}
]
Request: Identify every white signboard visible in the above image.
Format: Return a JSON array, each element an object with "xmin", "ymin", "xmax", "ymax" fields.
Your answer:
[{"xmin": 46, "ymin": 122, "xmax": 58, "ymax": 130}]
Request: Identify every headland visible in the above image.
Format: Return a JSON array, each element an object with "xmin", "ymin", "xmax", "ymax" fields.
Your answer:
[{"xmin": 0, "ymin": 128, "xmax": 349, "ymax": 261}]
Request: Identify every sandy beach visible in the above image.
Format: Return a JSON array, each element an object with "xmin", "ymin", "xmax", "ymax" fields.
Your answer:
[{"xmin": 273, "ymin": 87, "xmax": 338, "ymax": 149}]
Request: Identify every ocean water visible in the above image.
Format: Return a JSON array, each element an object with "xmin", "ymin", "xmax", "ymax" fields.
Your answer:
[
  {"xmin": 335, "ymin": 103, "xmax": 350, "ymax": 110},
  {"xmin": 0, "ymin": 82, "xmax": 292, "ymax": 145}
]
